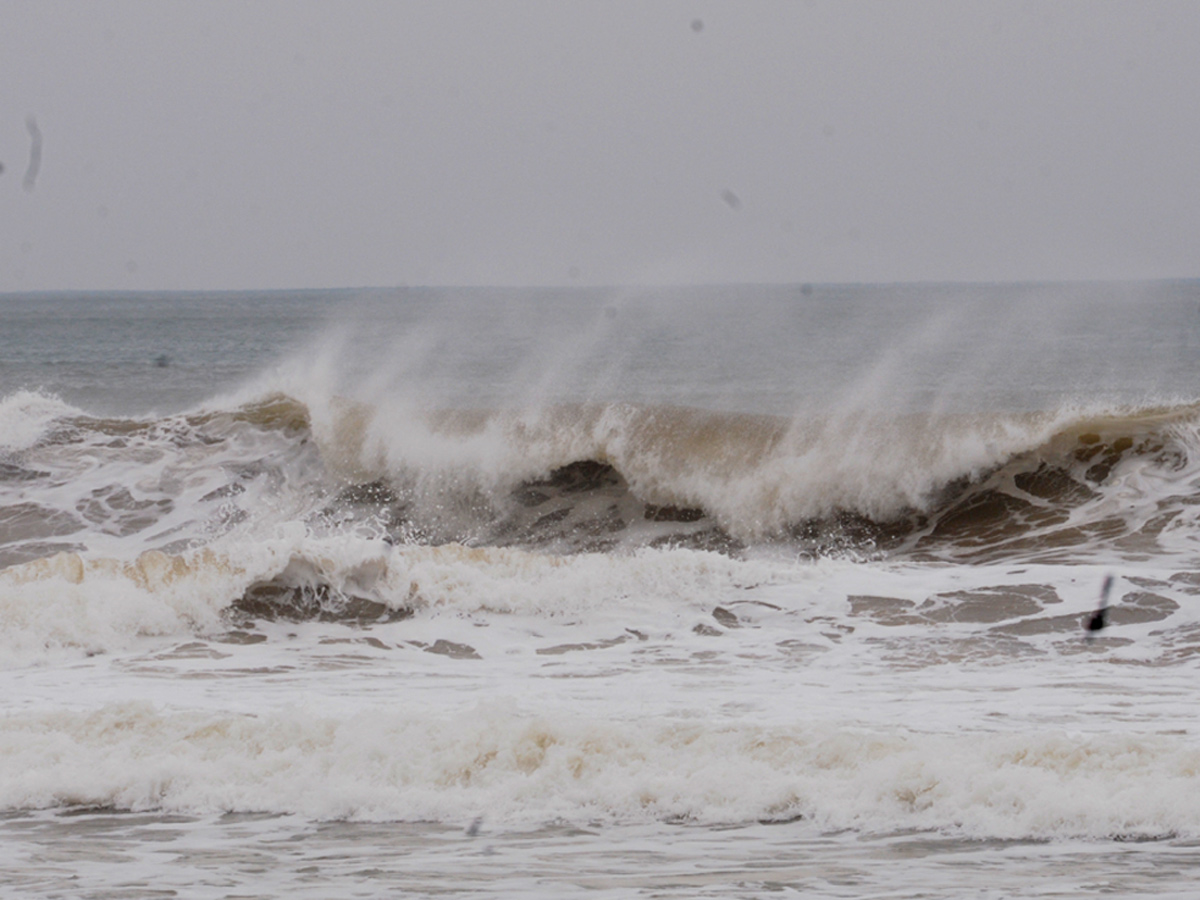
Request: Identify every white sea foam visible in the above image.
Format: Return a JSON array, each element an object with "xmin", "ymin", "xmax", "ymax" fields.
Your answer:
[
  {"xmin": 2, "ymin": 700, "xmax": 1198, "ymax": 840},
  {"xmin": 0, "ymin": 529, "xmax": 788, "ymax": 663}
]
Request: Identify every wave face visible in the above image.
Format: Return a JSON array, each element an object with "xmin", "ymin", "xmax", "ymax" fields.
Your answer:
[
  {"xmin": 318, "ymin": 398, "xmax": 1200, "ymax": 562},
  {"xmin": 5, "ymin": 284, "xmax": 1200, "ymax": 854},
  {"xmin": 5, "ymin": 387, "xmax": 1198, "ymax": 565}
]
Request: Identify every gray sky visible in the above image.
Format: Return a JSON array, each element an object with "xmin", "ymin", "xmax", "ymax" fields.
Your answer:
[{"xmin": 2, "ymin": 0, "xmax": 1198, "ymax": 290}]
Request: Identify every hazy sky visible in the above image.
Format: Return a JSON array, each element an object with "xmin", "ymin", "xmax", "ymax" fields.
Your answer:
[{"xmin": 2, "ymin": 1, "xmax": 1198, "ymax": 290}]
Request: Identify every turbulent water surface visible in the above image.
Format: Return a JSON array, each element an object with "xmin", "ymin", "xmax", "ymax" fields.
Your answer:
[{"xmin": 3, "ymin": 283, "xmax": 1200, "ymax": 898}]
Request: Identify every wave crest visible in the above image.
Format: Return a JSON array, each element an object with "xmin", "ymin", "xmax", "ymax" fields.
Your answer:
[
  {"xmin": 306, "ymin": 397, "xmax": 1200, "ymax": 557},
  {"xmin": 7, "ymin": 388, "xmax": 1200, "ymax": 565}
]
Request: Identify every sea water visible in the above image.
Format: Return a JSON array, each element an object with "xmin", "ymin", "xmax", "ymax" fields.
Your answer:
[{"xmin": 3, "ymin": 283, "xmax": 1200, "ymax": 897}]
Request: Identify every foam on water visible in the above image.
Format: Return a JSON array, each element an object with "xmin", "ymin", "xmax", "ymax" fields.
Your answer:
[
  {"xmin": 0, "ymin": 527, "xmax": 790, "ymax": 663},
  {"xmin": 4, "ymin": 700, "xmax": 1200, "ymax": 839},
  {"xmin": 4, "ymin": 529, "xmax": 1200, "ymax": 840}
]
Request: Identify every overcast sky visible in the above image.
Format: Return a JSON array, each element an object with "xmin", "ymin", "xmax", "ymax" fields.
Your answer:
[{"xmin": 1, "ymin": 0, "xmax": 1198, "ymax": 291}]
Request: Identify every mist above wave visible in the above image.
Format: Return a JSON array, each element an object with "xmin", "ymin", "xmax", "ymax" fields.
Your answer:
[{"xmin": 269, "ymin": 281, "xmax": 1200, "ymax": 417}]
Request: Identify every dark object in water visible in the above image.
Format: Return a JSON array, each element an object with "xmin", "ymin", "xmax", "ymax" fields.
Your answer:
[
  {"xmin": 154, "ymin": 354, "xmax": 170, "ymax": 368},
  {"xmin": 1085, "ymin": 574, "xmax": 1115, "ymax": 636},
  {"xmin": 23, "ymin": 114, "xmax": 41, "ymax": 192}
]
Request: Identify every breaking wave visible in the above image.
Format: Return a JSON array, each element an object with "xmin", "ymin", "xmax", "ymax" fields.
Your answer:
[{"xmin": 4, "ymin": 388, "xmax": 1200, "ymax": 562}]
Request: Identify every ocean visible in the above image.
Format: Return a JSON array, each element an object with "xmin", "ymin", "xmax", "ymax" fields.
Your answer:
[{"xmin": 3, "ymin": 282, "xmax": 1200, "ymax": 897}]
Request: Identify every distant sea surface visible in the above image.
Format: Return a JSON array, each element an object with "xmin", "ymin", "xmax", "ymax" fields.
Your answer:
[{"xmin": 4, "ymin": 282, "xmax": 1200, "ymax": 898}]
